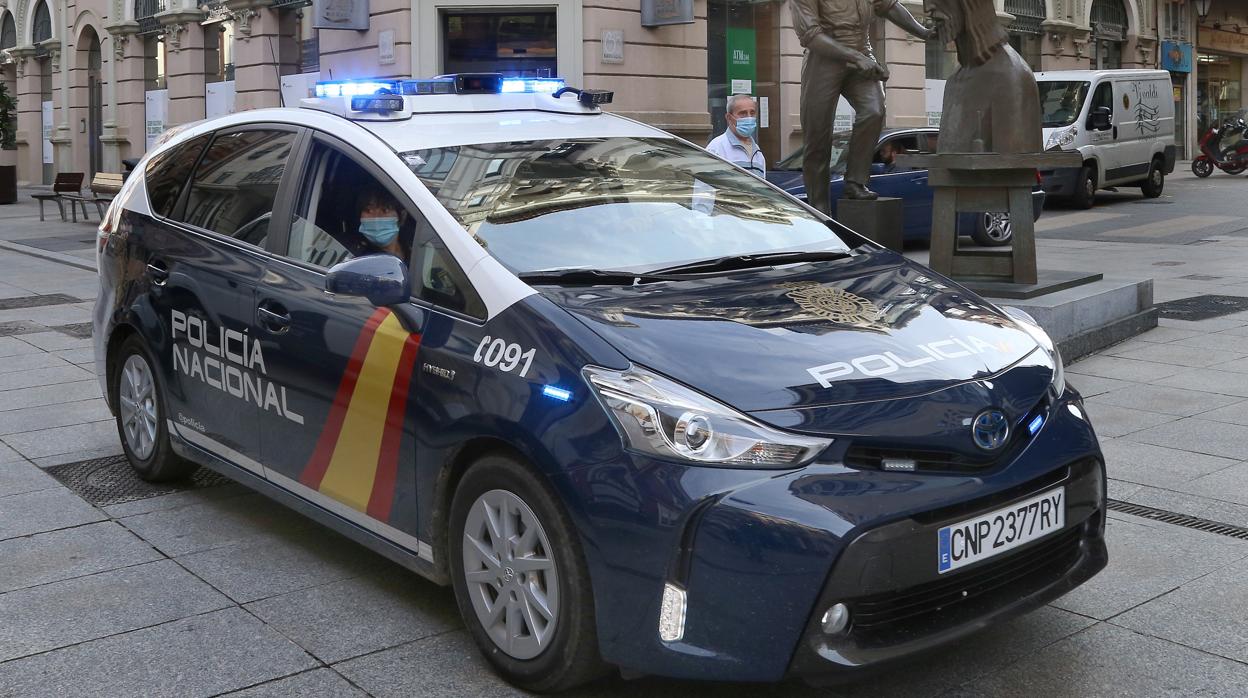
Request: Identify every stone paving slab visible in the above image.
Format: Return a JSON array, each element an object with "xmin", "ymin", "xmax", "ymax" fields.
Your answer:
[
  {"xmin": 0, "ymin": 608, "xmax": 318, "ymax": 698},
  {"xmin": 1087, "ymin": 383, "xmax": 1246, "ymax": 418},
  {"xmin": 1099, "ymin": 439, "xmax": 1242, "ymax": 490},
  {"xmin": 0, "ymin": 487, "xmax": 106, "ymax": 542},
  {"xmin": 1, "ymin": 420, "xmax": 121, "ymax": 460},
  {"xmin": 0, "ymin": 399, "xmax": 112, "ymax": 436},
  {"xmin": 223, "ymin": 668, "xmax": 371, "ymax": 697},
  {"xmin": 1125, "ymin": 417, "xmax": 1248, "ymax": 460},
  {"xmin": 0, "ymin": 379, "xmax": 102, "ymax": 412},
  {"xmin": 118, "ymin": 492, "xmax": 321, "ymax": 557},
  {"xmin": 1080, "ymin": 402, "xmax": 1177, "ymax": 438},
  {"xmin": 0, "ymin": 519, "xmax": 161, "ymax": 595},
  {"xmin": 0, "ymin": 459, "xmax": 59, "ymax": 496}
]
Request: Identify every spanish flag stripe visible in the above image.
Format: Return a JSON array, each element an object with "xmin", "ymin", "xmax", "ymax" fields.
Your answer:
[
  {"xmin": 299, "ymin": 307, "xmax": 390, "ymax": 489},
  {"xmin": 366, "ymin": 332, "xmax": 422, "ymax": 520},
  {"xmin": 317, "ymin": 313, "xmax": 410, "ymax": 512}
]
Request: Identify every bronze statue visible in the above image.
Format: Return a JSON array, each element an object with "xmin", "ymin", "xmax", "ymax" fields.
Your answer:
[
  {"xmin": 925, "ymin": 0, "xmax": 1041, "ymax": 153},
  {"xmin": 789, "ymin": 0, "xmax": 933, "ymax": 213}
]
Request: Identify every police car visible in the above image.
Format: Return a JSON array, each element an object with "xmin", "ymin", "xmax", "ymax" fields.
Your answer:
[{"xmin": 93, "ymin": 74, "xmax": 1107, "ymax": 691}]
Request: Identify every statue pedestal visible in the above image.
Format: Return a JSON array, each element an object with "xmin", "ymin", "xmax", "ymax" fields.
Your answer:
[
  {"xmin": 896, "ymin": 152, "xmax": 1081, "ymax": 285},
  {"xmin": 836, "ymin": 197, "xmax": 903, "ymax": 252}
]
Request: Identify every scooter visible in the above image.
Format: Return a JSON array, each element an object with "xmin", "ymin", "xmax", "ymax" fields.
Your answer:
[{"xmin": 1192, "ymin": 113, "xmax": 1248, "ymax": 177}]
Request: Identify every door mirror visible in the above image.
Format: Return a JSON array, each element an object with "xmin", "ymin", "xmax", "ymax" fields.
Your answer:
[
  {"xmin": 1090, "ymin": 106, "xmax": 1112, "ymax": 131},
  {"xmin": 325, "ymin": 254, "xmax": 411, "ymax": 307},
  {"xmin": 869, "ymin": 162, "xmax": 887, "ymax": 175}
]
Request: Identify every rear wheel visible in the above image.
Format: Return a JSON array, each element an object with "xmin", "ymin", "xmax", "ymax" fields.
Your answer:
[
  {"xmin": 1224, "ymin": 164, "xmax": 1246, "ymax": 176},
  {"xmin": 971, "ymin": 212, "xmax": 1013, "ymax": 246},
  {"xmin": 1192, "ymin": 158, "xmax": 1214, "ymax": 178},
  {"xmin": 449, "ymin": 454, "xmax": 607, "ymax": 692},
  {"xmin": 1141, "ymin": 158, "xmax": 1164, "ymax": 198},
  {"xmin": 113, "ymin": 335, "xmax": 197, "ymax": 482},
  {"xmin": 1072, "ymin": 165, "xmax": 1097, "ymax": 209}
]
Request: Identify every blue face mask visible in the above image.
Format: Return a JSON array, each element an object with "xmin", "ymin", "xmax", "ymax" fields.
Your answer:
[
  {"xmin": 360, "ymin": 217, "xmax": 400, "ymax": 246},
  {"xmin": 735, "ymin": 116, "xmax": 758, "ymax": 138}
]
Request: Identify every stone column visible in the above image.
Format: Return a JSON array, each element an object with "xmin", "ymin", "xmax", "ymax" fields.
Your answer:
[
  {"xmin": 41, "ymin": 39, "xmax": 73, "ymax": 175},
  {"xmin": 158, "ymin": 9, "xmax": 207, "ymax": 127},
  {"xmin": 227, "ymin": 0, "xmax": 283, "ymax": 111},
  {"xmin": 11, "ymin": 46, "xmax": 41, "ymax": 185},
  {"xmin": 103, "ymin": 22, "xmax": 141, "ymax": 170}
]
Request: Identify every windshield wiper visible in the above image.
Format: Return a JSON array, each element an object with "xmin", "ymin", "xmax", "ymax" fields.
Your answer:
[
  {"xmin": 652, "ymin": 250, "xmax": 854, "ymax": 275},
  {"xmin": 517, "ymin": 268, "xmax": 689, "ymax": 286}
]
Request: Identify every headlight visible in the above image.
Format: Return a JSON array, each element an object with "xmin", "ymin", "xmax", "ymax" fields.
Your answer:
[
  {"xmin": 584, "ymin": 364, "xmax": 831, "ymax": 467},
  {"xmin": 1045, "ymin": 125, "xmax": 1077, "ymax": 150},
  {"xmin": 1003, "ymin": 307, "xmax": 1065, "ymax": 398}
]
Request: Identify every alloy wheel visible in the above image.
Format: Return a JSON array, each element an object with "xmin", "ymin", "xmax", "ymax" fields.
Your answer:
[
  {"xmin": 982, "ymin": 212, "xmax": 1013, "ymax": 242},
  {"xmin": 118, "ymin": 353, "xmax": 158, "ymax": 460},
  {"xmin": 462, "ymin": 488, "xmax": 560, "ymax": 660}
]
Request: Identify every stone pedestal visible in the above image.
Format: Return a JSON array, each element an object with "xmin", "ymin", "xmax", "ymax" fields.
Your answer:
[{"xmin": 836, "ymin": 197, "xmax": 903, "ymax": 252}]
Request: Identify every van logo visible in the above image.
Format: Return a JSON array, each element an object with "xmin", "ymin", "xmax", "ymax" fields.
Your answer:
[
  {"xmin": 780, "ymin": 282, "xmax": 884, "ymax": 326},
  {"xmin": 971, "ymin": 409, "xmax": 1010, "ymax": 451}
]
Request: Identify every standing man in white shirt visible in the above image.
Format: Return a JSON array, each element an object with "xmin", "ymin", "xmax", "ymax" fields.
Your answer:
[{"xmin": 706, "ymin": 94, "xmax": 766, "ymax": 178}]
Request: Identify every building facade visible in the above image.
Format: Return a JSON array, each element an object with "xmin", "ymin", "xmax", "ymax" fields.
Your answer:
[{"xmin": 1, "ymin": 0, "xmax": 1229, "ymax": 185}]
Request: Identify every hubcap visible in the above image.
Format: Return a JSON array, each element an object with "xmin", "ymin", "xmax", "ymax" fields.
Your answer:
[
  {"xmin": 118, "ymin": 353, "xmax": 158, "ymax": 460},
  {"xmin": 1152, "ymin": 169, "xmax": 1162, "ymax": 186},
  {"xmin": 983, "ymin": 212, "xmax": 1012, "ymax": 242},
  {"xmin": 462, "ymin": 489, "xmax": 559, "ymax": 660}
]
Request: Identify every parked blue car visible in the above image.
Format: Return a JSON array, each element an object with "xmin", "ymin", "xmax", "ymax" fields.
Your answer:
[{"xmin": 767, "ymin": 127, "xmax": 1046, "ymax": 245}]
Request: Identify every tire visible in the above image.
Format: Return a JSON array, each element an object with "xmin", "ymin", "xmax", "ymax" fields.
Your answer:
[
  {"xmin": 1192, "ymin": 158, "xmax": 1214, "ymax": 178},
  {"xmin": 972, "ymin": 211, "xmax": 1013, "ymax": 246},
  {"xmin": 449, "ymin": 454, "xmax": 608, "ymax": 692},
  {"xmin": 112, "ymin": 335, "xmax": 198, "ymax": 482},
  {"xmin": 1224, "ymin": 164, "xmax": 1246, "ymax": 176},
  {"xmin": 1072, "ymin": 165, "xmax": 1097, "ymax": 209},
  {"xmin": 1141, "ymin": 158, "xmax": 1164, "ymax": 198}
]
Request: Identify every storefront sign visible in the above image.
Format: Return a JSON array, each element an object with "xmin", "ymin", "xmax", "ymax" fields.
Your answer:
[
  {"xmin": 640, "ymin": 0, "xmax": 693, "ymax": 27},
  {"xmin": 925, "ymin": 79, "xmax": 945, "ymax": 127},
  {"xmin": 40, "ymin": 101, "xmax": 52, "ymax": 164},
  {"xmin": 206, "ymin": 81, "xmax": 236, "ymax": 120},
  {"xmin": 1162, "ymin": 41, "xmax": 1194, "ymax": 72},
  {"xmin": 726, "ymin": 27, "xmax": 756, "ymax": 96},
  {"xmin": 144, "ymin": 89, "xmax": 168, "ymax": 152},
  {"xmin": 602, "ymin": 29, "xmax": 624, "ymax": 64},
  {"xmin": 1199, "ymin": 26, "xmax": 1248, "ymax": 57},
  {"xmin": 314, "ymin": 0, "xmax": 369, "ymax": 31}
]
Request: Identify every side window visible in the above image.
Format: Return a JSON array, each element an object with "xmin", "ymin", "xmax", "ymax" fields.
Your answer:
[
  {"xmin": 1087, "ymin": 83, "xmax": 1114, "ymax": 129},
  {"xmin": 144, "ymin": 134, "xmax": 210, "ymax": 218},
  {"xmin": 411, "ymin": 217, "xmax": 486, "ymax": 319},
  {"xmin": 178, "ymin": 129, "xmax": 296, "ymax": 245}
]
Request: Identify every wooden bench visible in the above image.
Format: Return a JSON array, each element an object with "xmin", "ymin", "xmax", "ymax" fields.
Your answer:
[
  {"xmin": 66, "ymin": 173, "xmax": 125, "ymax": 220},
  {"xmin": 31, "ymin": 172, "xmax": 87, "ymax": 222}
]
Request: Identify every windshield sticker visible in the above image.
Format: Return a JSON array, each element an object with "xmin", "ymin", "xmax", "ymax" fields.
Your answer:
[
  {"xmin": 171, "ymin": 309, "xmax": 303, "ymax": 424},
  {"xmin": 474, "ymin": 336, "xmax": 536, "ymax": 377},
  {"xmin": 806, "ymin": 336, "xmax": 1016, "ymax": 387},
  {"xmin": 781, "ymin": 282, "xmax": 884, "ymax": 327}
]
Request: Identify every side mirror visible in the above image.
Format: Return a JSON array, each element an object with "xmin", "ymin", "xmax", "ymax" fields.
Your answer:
[
  {"xmin": 325, "ymin": 254, "xmax": 410, "ymax": 307},
  {"xmin": 1089, "ymin": 106, "xmax": 1112, "ymax": 130}
]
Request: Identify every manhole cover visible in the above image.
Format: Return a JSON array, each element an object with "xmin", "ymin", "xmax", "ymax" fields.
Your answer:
[
  {"xmin": 0, "ymin": 293, "xmax": 81, "ymax": 311},
  {"xmin": 1154, "ymin": 295, "xmax": 1248, "ymax": 321},
  {"xmin": 1152, "ymin": 261, "xmax": 1185, "ymax": 266},
  {"xmin": 43, "ymin": 455, "xmax": 232, "ymax": 507},
  {"xmin": 1178, "ymin": 274, "xmax": 1223, "ymax": 281}
]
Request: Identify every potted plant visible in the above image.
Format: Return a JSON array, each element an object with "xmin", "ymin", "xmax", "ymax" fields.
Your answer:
[{"xmin": 0, "ymin": 82, "xmax": 16, "ymax": 204}]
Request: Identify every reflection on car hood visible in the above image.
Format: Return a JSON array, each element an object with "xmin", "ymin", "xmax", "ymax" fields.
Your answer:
[{"xmin": 545, "ymin": 252, "xmax": 1040, "ymax": 412}]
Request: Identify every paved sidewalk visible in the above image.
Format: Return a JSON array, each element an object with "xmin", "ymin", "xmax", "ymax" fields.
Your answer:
[{"xmin": 1, "ymin": 179, "xmax": 1248, "ymax": 696}]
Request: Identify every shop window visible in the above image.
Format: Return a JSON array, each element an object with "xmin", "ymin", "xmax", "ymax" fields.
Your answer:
[
  {"xmin": 442, "ymin": 10, "xmax": 556, "ymax": 77},
  {"xmin": 180, "ymin": 129, "xmax": 295, "ymax": 243},
  {"xmin": 706, "ymin": 0, "xmax": 782, "ymax": 168}
]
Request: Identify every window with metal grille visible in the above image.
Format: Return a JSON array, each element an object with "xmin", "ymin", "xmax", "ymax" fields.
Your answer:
[
  {"xmin": 32, "ymin": 1, "xmax": 51, "ymax": 44},
  {"xmin": 1005, "ymin": 0, "xmax": 1045, "ymax": 35},
  {"xmin": 135, "ymin": 0, "xmax": 165, "ymax": 36},
  {"xmin": 1090, "ymin": 0, "xmax": 1127, "ymax": 41},
  {"xmin": 0, "ymin": 14, "xmax": 15, "ymax": 50}
]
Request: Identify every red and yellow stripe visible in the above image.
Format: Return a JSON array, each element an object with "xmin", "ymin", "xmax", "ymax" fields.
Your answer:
[{"xmin": 300, "ymin": 308, "xmax": 421, "ymax": 520}]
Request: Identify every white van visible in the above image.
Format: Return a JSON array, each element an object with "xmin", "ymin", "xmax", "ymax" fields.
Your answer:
[{"xmin": 1035, "ymin": 69, "xmax": 1176, "ymax": 208}]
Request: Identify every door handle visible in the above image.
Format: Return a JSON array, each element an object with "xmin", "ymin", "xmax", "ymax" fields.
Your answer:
[
  {"xmin": 145, "ymin": 260, "xmax": 169, "ymax": 286},
  {"xmin": 256, "ymin": 303, "xmax": 291, "ymax": 333}
]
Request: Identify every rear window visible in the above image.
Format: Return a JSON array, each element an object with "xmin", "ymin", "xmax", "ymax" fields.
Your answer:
[
  {"xmin": 144, "ymin": 134, "xmax": 210, "ymax": 218},
  {"xmin": 177, "ymin": 129, "xmax": 296, "ymax": 244}
]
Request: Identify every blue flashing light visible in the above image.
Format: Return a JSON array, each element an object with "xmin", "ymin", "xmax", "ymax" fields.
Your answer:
[
  {"xmin": 542, "ymin": 385, "xmax": 573, "ymax": 402},
  {"xmin": 314, "ymin": 80, "xmax": 401, "ymax": 98},
  {"xmin": 501, "ymin": 78, "xmax": 566, "ymax": 94},
  {"xmin": 1028, "ymin": 414, "xmax": 1044, "ymax": 436}
]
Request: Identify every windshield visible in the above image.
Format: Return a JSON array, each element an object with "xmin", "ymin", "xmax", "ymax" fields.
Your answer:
[
  {"xmin": 1038, "ymin": 81, "xmax": 1091, "ymax": 128},
  {"xmin": 402, "ymin": 136, "xmax": 852, "ymax": 274},
  {"xmin": 774, "ymin": 132, "xmax": 852, "ymax": 172}
]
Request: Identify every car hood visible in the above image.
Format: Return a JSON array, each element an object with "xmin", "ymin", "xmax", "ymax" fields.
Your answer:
[{"xmin": 543, "ymin": 251, "xmax": 1041, "ymax": 413}]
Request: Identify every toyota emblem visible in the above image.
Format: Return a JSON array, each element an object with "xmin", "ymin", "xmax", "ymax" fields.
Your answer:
[{"xmin": 972, "ymin": 409, "xmax": 1010, "ymax": 451}]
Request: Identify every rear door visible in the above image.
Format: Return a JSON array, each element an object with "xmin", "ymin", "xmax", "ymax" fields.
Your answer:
[{"xmin": 142, "ymin": 125, "xmax": 301, "ymax": 475}]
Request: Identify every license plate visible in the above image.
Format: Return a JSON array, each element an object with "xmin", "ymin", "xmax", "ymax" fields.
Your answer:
[{"xmin": 937, "ymin": 487, "xmax": 1065, "ymax": 574}]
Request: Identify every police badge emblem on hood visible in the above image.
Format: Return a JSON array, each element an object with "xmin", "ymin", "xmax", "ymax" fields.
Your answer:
[{"xmin": 543, "ymin": 255, "xmax": 1041, "ymax": 412}]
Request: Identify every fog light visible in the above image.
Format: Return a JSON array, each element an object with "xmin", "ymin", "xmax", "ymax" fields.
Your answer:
[
  {"xmin": 821, "ymin": 603, "xmax": 850, "ymax": 636},
  {"xmin": 658, "ymin": 583, "xmax": 687, "ymax": 642}
]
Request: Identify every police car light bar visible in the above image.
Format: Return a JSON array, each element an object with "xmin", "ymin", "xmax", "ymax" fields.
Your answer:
[
  {"xmin": 501, "ymin": 78, "xmax": 566, "ymax": 94},
  {"xmin": 314, "ymin": 80, "xmax": 401, "ymax": 98},
  {"xmin": 351, "ymin": 95, "xmax": 405, "ymax": 113}
]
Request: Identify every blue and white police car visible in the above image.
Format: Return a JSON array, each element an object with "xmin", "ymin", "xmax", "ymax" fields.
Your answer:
[{"xmin": 93, "ymin": 74, "xmax": 1107, "ymax": 691}]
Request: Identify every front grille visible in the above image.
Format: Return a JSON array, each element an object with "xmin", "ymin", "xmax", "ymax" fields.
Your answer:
[{"xmin": 848, "ymin": 524, "xmax": 1084, "ymax": 646}]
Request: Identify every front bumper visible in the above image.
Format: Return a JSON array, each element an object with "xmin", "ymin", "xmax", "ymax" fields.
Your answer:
[{"xmin": 1039, "ymin": 167, "xmax": 1082, "ymax": 197}]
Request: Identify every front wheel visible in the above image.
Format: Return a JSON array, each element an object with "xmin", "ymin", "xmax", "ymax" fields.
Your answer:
[
  {"xmin": 1072, "ymin": 165, "xmax": 1097, "ymax": 209},
  {"xmin": 971, "ymin": 211, "xmax": 1013, "ymax": 246},
  {"xmin": 1141, "ymin": 158, "xmax": 1165, "ymax": 198},
  {"xmin": 1192, "ymin": 157, "xmax": 1214, "ymax": 178},
  {"xmin": 113, "ymin": 335, "xmax": 197, "ymax": 482},
  {"xmin": 449, "ymin": 454, "xmax": 607, "ymax": 692}
]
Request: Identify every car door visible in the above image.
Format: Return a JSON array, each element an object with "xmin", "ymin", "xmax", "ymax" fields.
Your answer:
[
  {"xmin": 255, "ymin": 133, "xmax": 486, "ymax": 553},
  {"xmin": 140, "ymin": 125, "xmax": 300, "ymax": 476},
  {"xmin": 1112, "ymin": 77, "xmax": 1162, "ymax": 180},
  {"xmin": 1085, "ymin": 81, "xmax": 1119, "ymax": 180},
  {"xmin": 867, "ymin": 134, "xmax": 930, "ymax": 237}
]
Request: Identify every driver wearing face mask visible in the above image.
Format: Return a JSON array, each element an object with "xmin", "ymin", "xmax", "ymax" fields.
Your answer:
[
  {"xmin": 706, "ymin": 93, "xmax": 767, "ymax": 178},
  {"xmin": 356, "ymin": 188, "xmax": 411, "ymax": 261}
]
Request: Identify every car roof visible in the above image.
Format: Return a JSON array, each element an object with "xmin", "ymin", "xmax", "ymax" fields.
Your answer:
[{"xmin": 1035, "ymin": 69, "xmax": 1170, "ymax": 81}]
